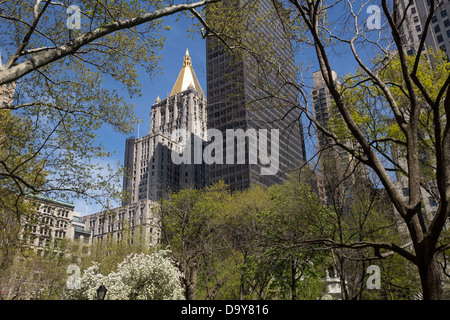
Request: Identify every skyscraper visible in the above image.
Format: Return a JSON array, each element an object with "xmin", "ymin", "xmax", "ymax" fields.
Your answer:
[
  {"xmin": 205, "ymin": 0, "xmax": 306, "ymax": 191},
  {"xmin": 122, "ymin": 49, "xmax": 208, "ymax": 204},
  {"xmin": 311, "ymin": 70, "xmax": 339, "ymax": 154},
  {"xmin": 399, "ymin": 0, "xmax": 450, "ymax": 56},
  {"xmin": 311, "ymin": 70, "xmax": 367, "ymax": 205},
  {"xmin": 394, "ymin": 0, "xmax": 446, "ymax": 222}
]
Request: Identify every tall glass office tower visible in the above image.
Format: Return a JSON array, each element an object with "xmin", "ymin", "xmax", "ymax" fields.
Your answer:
[{"xmin": 205, "ymin": 0, "xmax": 306, "ymax": 191}]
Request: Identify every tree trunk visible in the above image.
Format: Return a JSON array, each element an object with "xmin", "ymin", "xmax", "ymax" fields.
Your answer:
[
  {"xmin": 239, "ymin": 276, "xmax": 244, "ymax": 300},
  {"xmin": 291, "ymin": 257, "xmax": 297, "ymax": 300},
  {"xmin": 184, "ymin": 264, "xmax": 197, "ymax": 300},
  {"xmin": 418, "ymin": 252, "xmax": 443, "ymax": 300}
]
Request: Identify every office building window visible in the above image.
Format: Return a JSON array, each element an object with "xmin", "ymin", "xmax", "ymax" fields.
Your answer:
[
  {"xmin": 429, "ymin": 197, "xmax": 437, "ymax": 207},
  {"xmin": 437, "ymin": 34, "xmax": 444, "ymax": 43},
  {"xmin": 402, "ymin": 188, "xmax": 409, "ymax": 197}
]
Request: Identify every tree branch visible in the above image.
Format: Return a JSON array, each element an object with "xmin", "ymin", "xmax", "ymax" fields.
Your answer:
[{"xmin": 0, "ymin": 0, "xmax": 221, "ymax": 86}]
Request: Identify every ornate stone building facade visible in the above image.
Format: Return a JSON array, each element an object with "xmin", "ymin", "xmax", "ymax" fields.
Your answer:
[
  {"xmin": 122, "ymin": 49, "xmax": 208, "ymax": 204},
  {"xmin": 83, "ymin": 50, "xmax": 208, "ymax": 244},
  {"xmin": 82, "ymin": 199, "xmax": 159, "ymax": 246},
  {"xmin": 20, "ymin": 195, "xmax": 89, "ymax": 256}
]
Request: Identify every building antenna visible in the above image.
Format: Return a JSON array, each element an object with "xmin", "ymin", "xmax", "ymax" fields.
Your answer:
[{"xmin": 137, "ymin": 123, "xmax": 140, "ymax": 138}]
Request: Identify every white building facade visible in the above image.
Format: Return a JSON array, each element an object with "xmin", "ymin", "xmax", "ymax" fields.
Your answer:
[
  {"xmin": 82, "ymin": 199, "xmax": 159, "ymax": 246},
  {"xmin": 399, "ymin": 0, "xmax": 450, "ymax": 56}
]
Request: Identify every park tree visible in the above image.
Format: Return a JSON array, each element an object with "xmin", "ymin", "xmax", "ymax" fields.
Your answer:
[
  {"xmin": 261, "ymin": 179, "xmax": 330, "ymax": 300},
  {"xmin": 0, "ymin": 237, "xmax": 85, "ymax": 300},
  {"xmin": 216, "ymin": 184, "xmax": 278, "ymax": 299},
  {"xmin": 200, "ymin": 0, "xmax": 450, "ymax": 299},
  {"xmin": 1, "ymin": 221, "xmax": 161, "ymax": 300},
  {"xmin": 0, "ymin": 109, "xmax": 47, "ymax": 274},
  {"xmin": 156, "ymin": 181, "xmax": 232, "ymax": 300},
  {"xmin": 263, "ymin": 168, "xmax": 421, "ymax": 300},
  {"xmin": 0, "ymin": 0, "xmax": 221, "ymax": 274},
  {"xmin": 209, "ymin": 179, "xmax": 326, "ymax": 300}
]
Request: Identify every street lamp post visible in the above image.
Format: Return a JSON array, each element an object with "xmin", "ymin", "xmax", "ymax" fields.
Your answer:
[{"xmin": 97, "ymin": 284, "xmax": 107, "ymax": 300}]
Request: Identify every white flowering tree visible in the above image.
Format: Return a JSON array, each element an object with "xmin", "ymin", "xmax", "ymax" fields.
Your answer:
[{"xmin": 62, "ymin": 250, "xmax": 184, "ymax": 300}]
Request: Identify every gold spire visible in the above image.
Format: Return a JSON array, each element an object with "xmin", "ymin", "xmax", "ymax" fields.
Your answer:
[{"xmin": 170, "ymin": 49, "xmax": 203, "ymax": 96}]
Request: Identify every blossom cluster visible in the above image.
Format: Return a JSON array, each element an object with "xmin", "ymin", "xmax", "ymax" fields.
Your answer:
[{"xmin": 62, "ymin": 250, "xmax": 184, "ymax": 300}]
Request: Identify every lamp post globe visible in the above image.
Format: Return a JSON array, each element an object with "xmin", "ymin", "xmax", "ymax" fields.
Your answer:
[{"xmin": 97, "ymin": 284, "xmax": 107, "ymax": 300}]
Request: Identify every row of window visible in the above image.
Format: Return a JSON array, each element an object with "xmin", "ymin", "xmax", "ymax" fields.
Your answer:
[
  {"xmin": 411, "ymin": 4, "xmax": 450, "ymax": 48},
  {"xmin": 26, "ymin": 226, "xmax": 67, "ymax": 239},
  {"xmin": 40, "ymin": 216, "xmax": 69, "ymax": 227},
  {"xmin": 37, "ymin": 204, "xmax": 70, "ymax": 217}
]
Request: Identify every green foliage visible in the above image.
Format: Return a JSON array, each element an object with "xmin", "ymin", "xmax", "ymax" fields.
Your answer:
[
  {"xmin": 155, "ymin": 171, "xmax": 425, "ymax": 300},
  {"xmin": 0, "ymin": 174, "xmax": 425, "ymax": 300},
  {"xmin": 362, "ymin": 255, "xmax": 421, "ymax": 300},
  {"xmin": 0, "ymin": 238, "xmax": 85, "ymax": 300},
  {"xmin": 0, "ymin": 109, "xmax": 48, "ymax": 271},
  {"xmin": 158, "ymin": 178, "xmax": 331, "ymax": 300},
  {"xmin": 338, "ymin": 49, "xmax": 450, "ymax": 181}
]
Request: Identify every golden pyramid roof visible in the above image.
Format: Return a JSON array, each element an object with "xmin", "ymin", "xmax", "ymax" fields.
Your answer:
[{"xmin": 170, "ymin": 49, "xmax": 203, "ymax": 96}]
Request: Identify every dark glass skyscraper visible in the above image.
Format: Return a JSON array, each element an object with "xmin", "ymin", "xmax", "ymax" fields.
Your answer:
[{"xmin": 206, "ymin": 0, "xmax": 306, "ymax": 191}]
